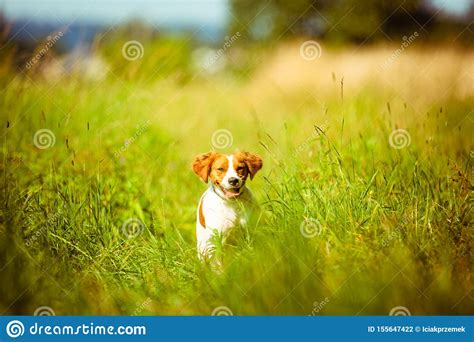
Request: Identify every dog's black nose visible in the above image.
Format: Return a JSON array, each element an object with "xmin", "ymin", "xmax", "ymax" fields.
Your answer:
[{"xmin": 228, "ymin": 177, "xmax": 239, "ymax": 186}]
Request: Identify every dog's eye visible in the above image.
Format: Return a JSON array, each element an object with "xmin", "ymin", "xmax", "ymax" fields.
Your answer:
[
  {"xmin": 217, "ymin": 167, "xmax": 225, "ymax": 172},
  {"xmin": 237, "ymin": 166, "xmax": 244, "ymax": 171}
]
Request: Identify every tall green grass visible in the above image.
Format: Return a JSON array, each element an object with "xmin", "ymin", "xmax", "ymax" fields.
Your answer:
[{"xmin": 0, "ymin": 45, "xmax": 472, "ymax": 315}]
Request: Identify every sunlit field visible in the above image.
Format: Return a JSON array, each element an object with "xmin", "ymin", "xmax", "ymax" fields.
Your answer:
[{"xmin": 0, "ymin": 42, "xmax": 472, "ymax": 315}]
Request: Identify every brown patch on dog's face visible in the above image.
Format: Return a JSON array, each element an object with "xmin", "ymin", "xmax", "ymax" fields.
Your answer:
[
  {"xmin": 192, "ymin": 152, "xmax": 230, "ymax": 185},
  {"xmin": 232, "ymin": 156, "xmax": 249, "ymax": 182},
  {"xmin": 208, "ymin": 154, "xmax": 229, "ymax": 187},
  {"xmin": 192, "ymin": 152, "xmax": 219, "ymax": 183},
  {"xmin": 233, "ymin": 151, "xmax": 263, "ymax": 180}
]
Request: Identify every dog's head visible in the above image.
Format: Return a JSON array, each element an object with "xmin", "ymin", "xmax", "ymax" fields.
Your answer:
[{"xmin": 192, "ymin": 151, "xmax": 263, "ymax": 199}]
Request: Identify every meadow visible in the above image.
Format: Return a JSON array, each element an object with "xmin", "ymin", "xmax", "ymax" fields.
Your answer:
[{"xmin": 0, "ymin": 41, "xmax": 472, "ymax": 315}]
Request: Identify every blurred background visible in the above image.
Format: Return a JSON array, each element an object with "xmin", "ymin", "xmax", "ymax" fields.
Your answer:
[
  {"xmin": 0, "ymin": 0, "xmax": 472, "ymax": 316},
  {"xmin": 0, "ymin": 0, "xmax": 472, "ymax": 81}
]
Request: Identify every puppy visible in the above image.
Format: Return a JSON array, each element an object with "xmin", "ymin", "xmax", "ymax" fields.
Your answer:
[{"xmin": 192, "ymin": 151, "xmax": 263, "ymax": 260}]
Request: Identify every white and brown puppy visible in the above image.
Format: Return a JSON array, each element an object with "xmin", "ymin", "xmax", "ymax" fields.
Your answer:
[{"xmin": 192, "ymin": 151, "xmax": 263, "ymax": 260}]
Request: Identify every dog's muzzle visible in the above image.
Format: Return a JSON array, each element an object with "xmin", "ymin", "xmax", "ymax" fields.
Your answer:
[{"xmin": 218, "ymin": 184, "xmax": 243, "ymax": 199}]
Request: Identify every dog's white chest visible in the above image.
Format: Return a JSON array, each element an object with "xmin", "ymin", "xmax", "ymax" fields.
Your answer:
[
  {"xmin": 195, "ymin": 187, "xmax": 255, "ymax": 258},
  {"xmin": 201, "ymin": 188, "xmax": 249, "ymax": 232}
]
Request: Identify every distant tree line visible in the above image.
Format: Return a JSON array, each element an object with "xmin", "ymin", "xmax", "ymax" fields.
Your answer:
[{"xmin": 229, "ymin": 0, "xmax": 473, "ymax": 44}]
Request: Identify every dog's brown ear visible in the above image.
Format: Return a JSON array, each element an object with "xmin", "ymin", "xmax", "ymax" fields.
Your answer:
[
  {"xmin": 240, "ymin": 152, "xmax": 263, "ymax": 180},
  {"xmin": 192, "ymin": 152, "xmax": 217, "ymax": 183}
]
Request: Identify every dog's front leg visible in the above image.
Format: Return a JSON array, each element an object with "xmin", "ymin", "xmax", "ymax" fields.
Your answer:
[
  {"xmin": 197, "ymin": 237, "xmax": 214, "ymax": 261},
  {"xmin": 196, "ymin": 226, "xmax": 218, "ymax": 260},
  {"xmin": 197, "ymin": 229, "xmax": 225, "ymax": 272}
]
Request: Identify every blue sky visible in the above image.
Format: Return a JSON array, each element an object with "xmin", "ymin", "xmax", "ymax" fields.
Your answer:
[
  {"xmin": 430, "ymin": 0, "xmax": 472, "ymax": 15},
  {"xmin": 0, "ymin": 0, "xmax": 230, "ymax": 28}
]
